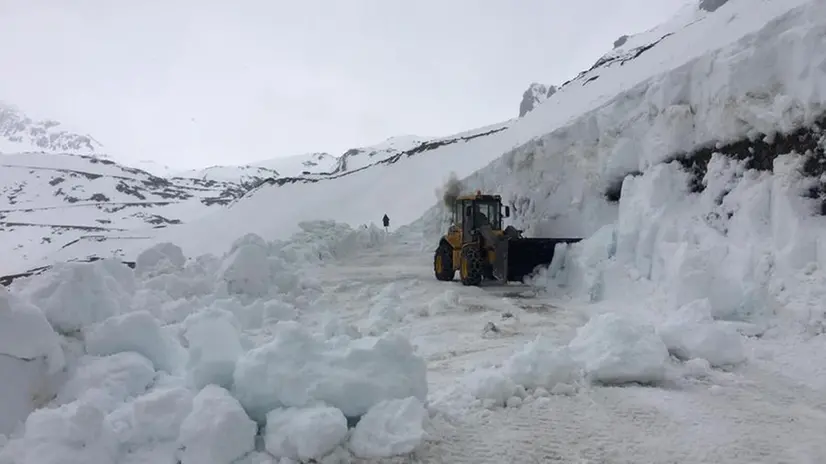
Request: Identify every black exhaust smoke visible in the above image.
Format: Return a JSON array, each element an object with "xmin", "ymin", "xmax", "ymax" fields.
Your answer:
[{"xmin": 440, "ymin": 171, "xmax": 463, "ymax": 209}]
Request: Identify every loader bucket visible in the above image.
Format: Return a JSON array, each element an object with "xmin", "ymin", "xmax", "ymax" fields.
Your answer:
[{"xmin": 505, "ymin": 237, "xmax": 582, "ymax": 282}]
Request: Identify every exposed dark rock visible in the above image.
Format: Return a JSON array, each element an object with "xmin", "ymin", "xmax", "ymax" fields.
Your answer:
[
  {"xmin": 519, "ymin": 83, "xmax": 556, "ymax": 118},
  {"xmin": 143, "ymin": 214, "xmax": 182, "ymax": 225},
  {"xmin": 115, "ymin": 181, "xmax": 146, "ymax": 200},
  {"xmin": 0, "ymin": 258, "xmax": 136, "ymax": 287},
  {"xmin": 699, "ymin": 0, "xmax": 729, "ymax": 13},
  {"xmin": 0, "ymin": 221, "xmax": 127, "ymax": 232},
  {"xmin": 604, "ymin": 171, "xmax": 643, "ymax": 202},
  {"xmin": 666, "ymin": 113, "xmax": 826, "ymax": 213},
  {"xmin": 560, "ymin": 32, "xmax": 674, "ymax": 89}
]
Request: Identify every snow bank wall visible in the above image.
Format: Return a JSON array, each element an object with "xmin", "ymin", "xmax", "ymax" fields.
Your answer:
[{"xmin": 413, "ymin": 1, "xmax": 826, "ymax": 327}]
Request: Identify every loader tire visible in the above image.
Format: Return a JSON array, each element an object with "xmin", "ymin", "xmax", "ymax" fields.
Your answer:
[
  {"xmin": 434, "ymin": 241, "xmax": 455, "ymax": 281},
  {"xmin": 460, "ymin": 246, "xmax": 484, "ymax": 286}
]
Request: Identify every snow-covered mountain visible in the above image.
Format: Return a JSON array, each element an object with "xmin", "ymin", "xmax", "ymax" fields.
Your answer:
[
  {"xmin": 0, "ymin": 151, "xmax": 257, "ymax": 274},
  {"xmin": 174, "ymin": 135, "xmax": 430, "ymax": 186},
  {"xmin": 518, "ymin": 83, "xmax": 557, "ymax": 117},
  {"xmin": 3, "ymin": 1, "xmax": 826, "ymax": 462},
  {"xmin": 251, "ymin": 152, "xmax": 337, "ymax": 176},
  {"xmin": 169, "ymin": 164, "xmax": 282, "ymax": 189},
  {"xmin": 327, "ymin": 135, "xmax": 430, "ymax": 174},
  {"xmin": 0, "ymin": 102, "xmax": 102, "ymax": 156},
  {"xmin": 0, "ymin": 104, "xmax": 429, "ymax": 274}
]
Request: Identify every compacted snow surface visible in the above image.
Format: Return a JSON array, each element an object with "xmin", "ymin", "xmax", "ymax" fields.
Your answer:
[
  {"xmin": 3, "ymin": 0, "xmax": 826, "ymax": 462},
  {"xmin": 2, "ymin": 223, "xmax": 826, "ymax": 463}
]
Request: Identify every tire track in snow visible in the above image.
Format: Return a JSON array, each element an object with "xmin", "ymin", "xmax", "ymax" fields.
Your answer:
[
  {"xmin": 315, "ymin": 238, "xmax": 826, "ymax": 463},
  {"xmin": 417, "ymin": 380, "xmax": 826, "ymax": 464}
]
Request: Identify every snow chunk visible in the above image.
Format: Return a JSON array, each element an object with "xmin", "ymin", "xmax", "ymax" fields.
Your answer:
[
  {"xmin": 363, "ymin": 282, "xmax": 413, "ymax": 335},
  {"xmin": 182, "ymin": 310, "xmax": 244, "ymax": 389},
  {"xmin": 177, "ymin": 385, "xmax": 256, "ymax": 464},
  {"xmin": 683, "ymin": 358, "xmax": 713, "ymax": 378},
  {"xmin": 349, "ymin": 397, "xmax": 427, "ymax": 458},
  {"xmin": 462, "ymin": 368, "xmax": 518, "ymax": 407},
  {"xmin": 228, "ymin": 232, "xmax": 269, "ymax": 255},
  {"xmin": 106, "ymin": 386, "xmax": 193, "ymax": 449},
  {"xmin": 658, "ymin": 299, "xmax": 747, "ymax": 367},
  {"xmin": 219, "ymin": 234, "xmax": 271, "ymax": 298},
  {"xmin": 218, "ymin": 298, "xmax": 298, "ymax": 330},
  {"xmin": 0, "ymin": 287, "xmax": 64, "ymax": 373},
  {"xmin": 568, "ymin": 313, "xmax": 670, "ymax": 385},
  {"xmin": 233, "ymin": 321, "xmax": 427, "ymax": 422},
  {"xmin": 85, "ymin": 310, "xmax": 183, "ymax": 373},
  {"xmin": 504, "ymin": 336, "xmax": 582, "ymax": 390},
  {"xmin": 11, "ymin": 400, "xmax": 118, "ymax": 464},
  {"xmin": 18, "ymin": 259, "xmax": 135, "ymax": 334},
  {"xmin": 58, "ymin": 352, "xmax": 156, "ymax": 412},
  {"xmin": 0, "ymin": 286, "xmax": 64, "ymax": 435},
  {"xmin": 0, "ymin": 355, "xmax": 61, "ymax": 436},
  {"xmin": 258, "ymin": 299, "xmax": 298, "ymax": 325},
  {"xmin": 323, "ymin": 316, "xmax": 361, "ymax": 341},
  {"xmin": 264, "ymin": 406, "xmax": 348, "ymax": 461},
  {"xmin": 181, "ymin": 306, "xmax": 241, "ymax": 333},
  {"xmin": 135, "ymin": 242, "xmax": 186, "ymax": 277}
]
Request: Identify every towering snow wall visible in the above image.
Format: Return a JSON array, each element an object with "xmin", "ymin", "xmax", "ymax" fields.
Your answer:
[{"xmin": 412, "ymin": 0, "xmax": 826, "ymax": 329}]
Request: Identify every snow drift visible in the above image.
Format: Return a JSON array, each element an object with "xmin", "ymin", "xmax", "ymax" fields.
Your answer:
[{"xmin": 0, "ymin": 220, "xmax": 426, "ymax": 463}]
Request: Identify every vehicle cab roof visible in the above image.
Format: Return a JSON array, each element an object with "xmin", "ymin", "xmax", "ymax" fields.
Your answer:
[{"xmin": 456, "ymin": 191, "xmax": 501, "ymax": 202}]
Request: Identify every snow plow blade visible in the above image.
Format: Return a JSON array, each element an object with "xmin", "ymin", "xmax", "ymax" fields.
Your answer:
[{"xmin": 503, "ymin": 237, "xmax": 582, "ymax": 282}]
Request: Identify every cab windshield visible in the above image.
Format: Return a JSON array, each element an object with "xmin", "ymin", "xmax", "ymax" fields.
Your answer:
[{"xmin": 472, "ymin": 201, "xmax": 501, "ymax": 229}]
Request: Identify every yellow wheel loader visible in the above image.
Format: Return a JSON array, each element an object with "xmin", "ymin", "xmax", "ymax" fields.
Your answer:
[{"xmin": 433, "ymin": 191, "xmax": 582, "ymax": 286}]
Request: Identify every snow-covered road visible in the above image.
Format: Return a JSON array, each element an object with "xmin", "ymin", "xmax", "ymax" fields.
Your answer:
[{"xmin": 310, "ymin": 236, "xmax": 826, "ymax": 464}]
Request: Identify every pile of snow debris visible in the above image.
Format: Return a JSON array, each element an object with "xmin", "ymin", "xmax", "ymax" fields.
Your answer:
[
  {"xmin": 463, "ymin": 310, "xmax": 746, "ymax": 408},
  {"xmin": 0, "ymin": 220, "xmax": 430, "ymax": 463},
  {"xmin": 535, "ymin": 154, "xmax": 826, "ymax": 325},
  {"xmin": 525, "ymin": 152, "xmax": 826, "ymax": 337}
]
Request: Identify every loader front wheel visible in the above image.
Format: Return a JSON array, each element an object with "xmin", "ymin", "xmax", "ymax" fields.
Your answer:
[
  {"xmin": 460, "ymin": 246, "xmax": 484, "ymax": 286},
  {"xmin": 434, "ymin": 241, "xmax": 455, "ymax": 281}
]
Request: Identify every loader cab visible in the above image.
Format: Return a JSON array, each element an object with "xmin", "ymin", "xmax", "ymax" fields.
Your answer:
[{"xmin": 453, "ymin": 192, "xmax": 510, "ymax": 242}]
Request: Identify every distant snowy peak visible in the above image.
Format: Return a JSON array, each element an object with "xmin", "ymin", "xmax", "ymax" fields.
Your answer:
[
  {"xmin": 172, "ymin": 164, "xmax": 281, "ymax": 189},
  {"xmin": 520, "ymin": 0, "xmax": 728, "ymax": 118},
  {"xmin": 0, "ymin": 151, "xmax": 257, "ymax": 274},
  {"xmin": 251, "ymin": 136, "xmax": 430, "ymax": 179},
  {"xmin": 251, "ymin": 152, "xmax": 337, "ymax": 177},
  {"xmin": 0, "ymin": 102, "xmax": 102, "ymax": 156},
  {"xmin": 518, "ymin": 83, "xmax": 558, "ymax": 117},
  {"xmin": 332, "ymin": 135, "xmax": 429, "ymax": 174},
  {"xmin": 699, "ymin": 0, "xmax": 729, "ymax": 13}
]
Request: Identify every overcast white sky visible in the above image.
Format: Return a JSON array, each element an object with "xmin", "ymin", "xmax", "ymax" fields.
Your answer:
[{"xmin": 0, "ymin": 0, "xmax": 687, "ymax": 169}]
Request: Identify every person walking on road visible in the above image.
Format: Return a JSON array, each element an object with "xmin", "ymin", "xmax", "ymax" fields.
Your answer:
[{"xmin": 382, "ymin": 213, "xmax": 390, "ymax": 233}]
